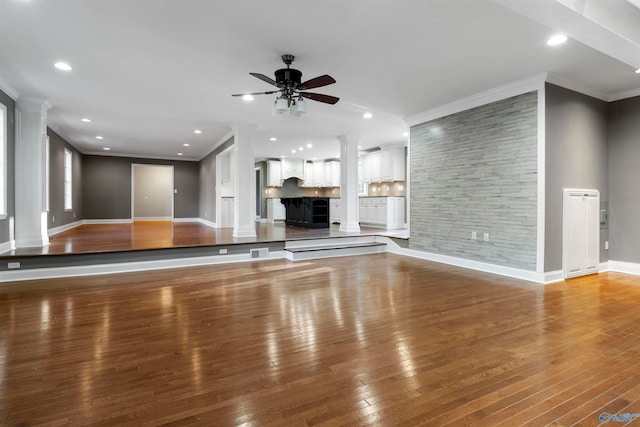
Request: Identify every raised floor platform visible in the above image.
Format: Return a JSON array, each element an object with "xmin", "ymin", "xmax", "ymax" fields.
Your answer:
[{"xmin": 0, "ymin": 221, "xmax": 408, "ymax": 282}]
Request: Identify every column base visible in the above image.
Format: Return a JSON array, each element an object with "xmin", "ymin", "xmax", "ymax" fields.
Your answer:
[
  {"xmin": 233, "ymin": 224, "xmax": 257, "ymax": 238},
  {"xmin": 339, "ymin": 222, "xmax": 361, "ymax": 233}
]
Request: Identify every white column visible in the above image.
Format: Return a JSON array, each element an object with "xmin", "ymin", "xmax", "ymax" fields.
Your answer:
[
  {"xmin": 15, "ymin": 98, "xmax": 50, "ymax": 248},
  {"xmin": 338, "ymin": 134, "xmax": 361, "ymax": 233},
  {"xmin": 232, "ymin": 123, "xmax": 257, "ymax": 238}
]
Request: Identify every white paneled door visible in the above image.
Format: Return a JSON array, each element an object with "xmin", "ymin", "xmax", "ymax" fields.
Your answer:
[{"xmin": 563, "ymin": 189, "xmax": 600, "ymax": 279}]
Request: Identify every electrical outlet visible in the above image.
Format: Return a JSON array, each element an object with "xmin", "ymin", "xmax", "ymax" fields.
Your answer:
[
  {"xmin": 219, "ymin": 248, "xmax": 228, "ymax": 254},
  {"xmin": 52, "ymin": 215, "xmax": 55, "ymax": 223},
  {"xmin": 605, "ymin": 241, "xmax": 609, "ymax": 250},
  {"xmin": 471, "ymin": 231, "xmax": 477, "ymax": 240},
  {"xmin": 484, "ymin": 233, "xmax": 490, "ymax": 242},
  {"xmin": 8, "ymin": 262, "xmax": 21, "ymax": 269}
]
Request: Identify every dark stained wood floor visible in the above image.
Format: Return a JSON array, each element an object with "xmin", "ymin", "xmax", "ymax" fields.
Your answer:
[
  {"xmin": 5, "ymin": 221, "xmax": 406, "ymax": 257},
  {"xmin": 1, "ymin": 254, "xmax": 640, "ymax": 426}
]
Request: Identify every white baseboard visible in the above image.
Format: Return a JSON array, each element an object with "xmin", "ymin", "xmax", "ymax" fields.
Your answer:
[
  {"xmin": 608, "ymin": 260, "xmax": 640, "ymax": 276},
  {"xmin": 0, "ymin": 240, "xmax": 15, "ymax": 255},
  {"xmin": 197, "ymin": 218, "xmax": 217, "ymax": 228},
  {"xmin": 543, "ymin": 270, "xmax": 564, "ymax": 284},
  {"xmin": 48, "ymin": 220, "xmax": 83, "ymax": 236},
  {"xmin": 173, "ymin": 218, "xmax": 200, "ymax": 223},
  {"xmin": 83, "ymin": 219, "xmax": 133, "ymax": 224},
  {"xmin": 0, "ymin": 250, "xmax": 286, "ymax": 283},
  {"xmin": 380, "ymin": 237, "xmax": 547, "ymax": 284}
]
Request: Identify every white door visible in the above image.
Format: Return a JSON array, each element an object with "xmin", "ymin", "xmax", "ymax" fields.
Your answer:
[{"xmin": 563, "ymin": 189, "xmax": 600, "ymax": 279}]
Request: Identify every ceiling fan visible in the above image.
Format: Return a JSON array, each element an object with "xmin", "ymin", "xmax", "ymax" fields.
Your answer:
[{"xmin": 232, "ymin": 54, "xmax": 339, "ymax": 114}]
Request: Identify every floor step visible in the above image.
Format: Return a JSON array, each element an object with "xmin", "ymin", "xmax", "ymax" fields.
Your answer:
[{"xmin": 284, "ymin": 241, "xmax": 386, "ymax": 261}]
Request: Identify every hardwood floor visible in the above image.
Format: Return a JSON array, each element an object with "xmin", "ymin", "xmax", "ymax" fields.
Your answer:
[
  {"xmin": 1, "ymin": 254, "xmax": 640, "ymax": 426},
  {"xmin": 5, "ymin": 221, "xmax": 403, "ymax": 257}
]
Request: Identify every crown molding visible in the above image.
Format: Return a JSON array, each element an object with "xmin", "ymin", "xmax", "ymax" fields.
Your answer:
[
  {"xmin": 82, "ymin": 150, "xmax": 198, "ymax": 162},
  {"xmin": 545, "ymin": 73, "xmax": 609, "ymax": 101},
  {"xmin": 198, "ymin": 130, "xmax": 234, "ymax": 161},
  {"xmin": 0, "ymin": 76, "xmax": 19, "ymax": 100},
  {"xmin": 406, "ymin": 73, "xmax": 547, "ymax": 126},
  {"xmin": 608, "ymin": 87, "xmax": 640, "ymax": 102}
]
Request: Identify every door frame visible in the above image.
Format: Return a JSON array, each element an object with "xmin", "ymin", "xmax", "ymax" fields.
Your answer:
[
  {"xmin": 215, "ymin": 146, "xmax": 235, "ymax": 227},
  {"xmin": 131, "ymin": 163, "xmax": 174, "ymax": 220}
]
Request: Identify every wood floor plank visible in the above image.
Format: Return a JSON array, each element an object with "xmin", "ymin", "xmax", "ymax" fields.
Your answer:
[{"xmin": 2, "ymin": 256, "xmax": 640, "ymax": 426}]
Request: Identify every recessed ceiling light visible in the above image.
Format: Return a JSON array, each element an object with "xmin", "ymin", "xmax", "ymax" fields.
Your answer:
[
  {"xmin": 103, "ymin": 147, "xmax": 110, "ymax": 151},
  {"xmin": 547, "ymin": 34, "xmax": 567, "ymax": 46},
  {"xmin": 183, "ymin": 143, "xmax": 190, "ymax": 147},
  {"xmin": 193, "ymin": 129, "xmax": 202, "ymax": 134},
  {"xmin": 81, "ymin": 118, "xmax": 91, "ymax": 123},
  {"xmin": 307, "ymin": 143, "xmax": 312, "ymax": 148},
  {"xmin": 54, "ymin": 62, "xmax": 72, "ymax": 71},
  {"xmin": 363, "ymin": 112, "xmax": 373, "ymax": 119},
  {"xmin": 357, "ymin": 145, "xmax": 362, "ymax": 149},
  {"xmin": 291, "ymin": 150, "xmax": 296, "ymax": 154},
  {"xmin": 299, "ymin": 147, "xmax": 304, "ymax": 151},
  {"xmin": 95, "ymin": 136, "xmax": 103, "ymax": 140},
  {"xmin": 402, "ymin": 132, "xmax": 409, "ymax": 137},
  {"xmin": 270, "ymin": 137, "xmax": 277, "ymax": 141},
  {"xmin": 242, "ymin": 94, "xmax": 255, "ymax": 101},
  {"xmin": 177, "ymin": 152, "xmax": 183, "ymax": 156},
  {"xmin": 280, "ymin": 155, "xmax": 285, "ymax": 158},
  {"xmin": 635, "ymin": 68, "xmax": 640, "ymax": 74}
]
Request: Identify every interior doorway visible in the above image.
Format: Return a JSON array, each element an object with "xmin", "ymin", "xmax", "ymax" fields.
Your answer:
[
  {"xmin": 255, "ymin": 167, "xmax": 261, "ymax": 220},
  {"xmin": 131, "ymin": 164, "xmax": 174, "ymax": 220}
]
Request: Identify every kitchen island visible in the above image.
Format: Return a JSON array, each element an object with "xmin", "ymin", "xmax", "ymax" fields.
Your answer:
[{"xmin": 281, "ymin": 197, "xmax": 330, "ymax": 228}]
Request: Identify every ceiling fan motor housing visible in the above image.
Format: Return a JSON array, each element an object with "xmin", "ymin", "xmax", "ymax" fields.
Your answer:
[{"xmin": 275, "ymin": 68, "xmax": 302, "ymax": 87}]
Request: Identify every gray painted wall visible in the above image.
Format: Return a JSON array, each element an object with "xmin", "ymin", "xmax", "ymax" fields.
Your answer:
[
  {"xmin": 409, "ymin": 91, "xmax": 538, "ymax": 271},
  {"xmin": 608, "ymin": 95, "xmax": 640, "ymax": 264},
  {"xmin": 198, "ymin": 137, "xmax": 233, "ymax": 222},
  {"xmin": 48, "ymin": 128, "xmax": 83, "ymax": 228},
  {"xmin": 82, "ymin": 155, "xmax": 199, "ymax": 219},
  {"xmin": 0, "ymin": 89, "xmax": 15, "ymax": 246},
  {"xmin": 544, "ymin": 84, "xmax": 609, "ymax": 272}
]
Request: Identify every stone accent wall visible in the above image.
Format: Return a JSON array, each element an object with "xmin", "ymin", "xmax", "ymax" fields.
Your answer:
[{"xmin": 409, "ymin": 91, "xmax": 538, "ymax": 271}]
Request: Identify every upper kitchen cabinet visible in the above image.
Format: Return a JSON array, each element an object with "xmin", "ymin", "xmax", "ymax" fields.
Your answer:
[
  {"xmin": 360, "ymin": 145, "xmax": 405, "ymax": 183},
  {"xmin": 267, "ymin": 160, "xmax": 282, "ymax": 187},
  {"xmin": 381, "ymin": 146, "xmax": 406, "ymax": 182},
  {"xmin": 282, "ymin": 158, "xmax": 305, "ymax": 181},
  {"xmin": 324, "ymin": 160, "xmax": 340, "ymax": 187}
]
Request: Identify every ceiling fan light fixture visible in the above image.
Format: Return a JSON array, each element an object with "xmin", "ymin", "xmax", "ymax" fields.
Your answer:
[
  {"xmin": 274, "ymin": 97, "xmax": 289, "ymax": 114},
  {"xmin": 292, "ymin": 98, "xmax": 307, "ymax": 116}
]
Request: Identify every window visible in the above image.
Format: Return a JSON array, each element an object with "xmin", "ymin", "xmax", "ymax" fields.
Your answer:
[
  {"xmin": 0, "ymin": 103, "xmax": 6, "ymax": 218},
  {"xmin": 64, "ymin": 148, "xmax": 72, "ymax": 210}
]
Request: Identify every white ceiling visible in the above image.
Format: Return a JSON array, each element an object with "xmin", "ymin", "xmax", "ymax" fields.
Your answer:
[{"xmin": 1, "ymin": 0, "xmax": 639, "ymax": 162}]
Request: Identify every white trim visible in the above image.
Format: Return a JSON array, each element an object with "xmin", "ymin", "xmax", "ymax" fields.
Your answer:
[
  {"xmin": 83, "ymin": 218, "xmax": 133, "ymax": 224},
  {"xmin": 0, "ymin": 76, "xmax": 19, "ymax": 100},
  {"xmin": 406, "ymin": 73, "xmax": 547, "ymax": 126},
  {"xmin": 609, "ymin": 87, "xmax": 640, "ymax": 102},
  {"xmin": 608, "ymin": 260, "xmax": 640, "ymax": 276},
  {"xmin": 536, "ymin": 84, "xmax": 546, "ymax": 274},
  {"xmin": 48, "ymin": 220, "xmax": 82, "ymax": 236},
  {"xmin": 172, "ymin": 218, "xmax": 200, "ymax": 223},
  {"xmin": 380, "ymin": 237, "xmax": 547, "ymax": 284},
  {"xmin": 0, "ymin": 250, "xmax": 286, "ymax": 283},
  {"xmin": 0, "ymin": 103, "xmax": 6, "ymax": 217},
  {"xmin": 82, "ymin": 150, "xmax": 197, "ymax": 161},
  {"xmin": 599, "ymin": 261, "xmax": 609, "ymax": 272},
  {"xmin": 545, "ymin": 73, "xmax": 608, "ymax": 101},
  {"xmin": 543, "ymin": 270, "xmax": 564, "ymax": 284},
  {"xmin": 0, "ymin": 239, "xmax": 15, "ymax": 254},
  {"xmin": 130, "ymin": 217, "xmax": 173, "ymax": 221},
  {"xmin": 197, "ymin": 217, "xmax": 217, "ymax": 228},
  {"xmin": 198, "ymin": 131, "xmax": 234, "ymax": 161}
]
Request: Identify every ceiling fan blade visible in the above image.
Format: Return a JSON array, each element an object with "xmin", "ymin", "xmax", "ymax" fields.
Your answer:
[
  {"xmin": 232, "ymin": 90, "xmax": 279, "ymax": 96},
  {"xmin": 249, "ymin": 72, "xmax": 282, "ymax": 88},
  {"xmin": 300, "ymin": 92, "xmax": 340, "ymax": 105},
  {"xmin": 298, "ymin": 75, "xmax": 336, "ymax": 90}
]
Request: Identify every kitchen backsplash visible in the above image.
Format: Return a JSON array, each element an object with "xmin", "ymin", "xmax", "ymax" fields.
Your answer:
[{"xmin": 366, "ymin": 181, "xmax": 406, "ymax": 197}]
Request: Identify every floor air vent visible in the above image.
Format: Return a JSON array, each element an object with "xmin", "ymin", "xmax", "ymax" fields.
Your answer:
[{"xmin": 250, "ymin": 248, "xmax": 269, "ymax": 259}]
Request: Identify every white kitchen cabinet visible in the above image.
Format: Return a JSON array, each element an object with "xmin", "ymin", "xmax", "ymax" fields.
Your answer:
[
  {"xmin": 359, "ymin": 197, "xmax": 405, "ymax": 229},
  {"xmin": 267, "ymin": 160, "xmax": 282, "ymax": 187},
  {"xmin": 313, "ymin": 161, "xmax": 325, "ymax": 186},
  {"xmin": 324, "ymin": 161, "xmax": 340, "ymax": 187},
  {"xmin": 299, "ymin": 161, "xmax": 314, "ymax": 187},
  {"xmin": 381, "ymin": 146, "xmax": 406, "ymax": 181},
  {"xmin": 330, "ymin": 198, "xmax": 341, "ymax": 223},
  {"xmin": 267, "ymin": 198, "xmax": 286, "ymax": 222},
  {"xmin": 369, "ymin": 151, "xmax": 382, "ymax": 182},
  {"xmin": 361, "ymin": 154, "xmax": 372, "ymax": 183},
  {"xmin": 282, "ymin": 158, "xmax": 304, "ymax": 180}
]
